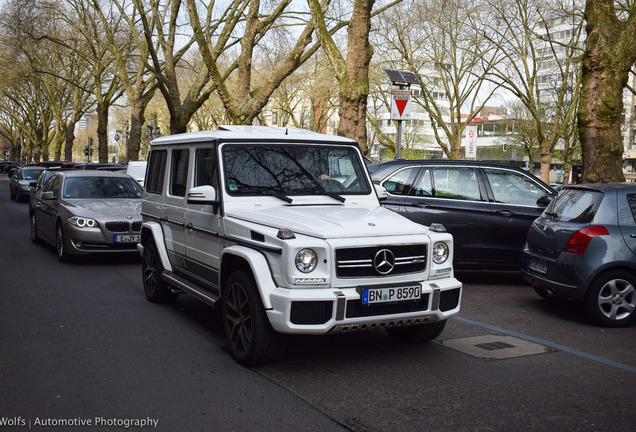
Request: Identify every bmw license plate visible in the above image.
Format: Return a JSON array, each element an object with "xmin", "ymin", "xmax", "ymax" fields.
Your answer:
[
  {"xmin": 528, "ymin": 258, "xmax": 548, "ymax": 274},
  {"xmin": 114, "ymin": 234, "xmax": 140, "ymax": 243},
  {"xmin": 362, "ymin": 286, "xmax": 421, "ymax": 305}
]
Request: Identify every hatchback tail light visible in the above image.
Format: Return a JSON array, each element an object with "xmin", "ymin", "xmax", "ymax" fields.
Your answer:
[{"xmin": 562, "ymin": 226, "xmax": 609, "ymax": 254}]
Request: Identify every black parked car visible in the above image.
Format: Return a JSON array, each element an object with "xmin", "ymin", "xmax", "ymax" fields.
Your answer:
[
  {"xmin": 369, "ymin": 160, "xmax": 556, "ymax": 270},
  {"xmin": 521, "ymin": 183, "xmax": 636, "ymax": 327}
]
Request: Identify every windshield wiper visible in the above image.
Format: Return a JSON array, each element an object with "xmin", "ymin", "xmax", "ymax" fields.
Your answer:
[
  {"xmin": 295, "ymin": 188, "xmax": 346, "ymax": 203},
  {"xmin": 234, "ymin": 187, "xmax": 293, "ymax": 203}
]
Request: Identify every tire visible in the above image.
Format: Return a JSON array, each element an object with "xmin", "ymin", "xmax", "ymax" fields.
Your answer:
[
  {"xmin": 222, "ymin": 271, "xmax": 287, "ymax": 366},
  {"xmin": 141, "ymin": 240, "xmax": 176, "ymax": 303},
  {"xmin": 584, "ymin": 270, "xmax": 636, "ymax": 328},
  {"xmin": 386, "ymin": 320, "xmax": 447, "ymax": 343},
  {"xmin": 30, "ymin": 213, "xmax": 40, "ymax": 244},
  {"xmin": 56, "ymin": 222, "xmax": 71, "ymax": 263}
]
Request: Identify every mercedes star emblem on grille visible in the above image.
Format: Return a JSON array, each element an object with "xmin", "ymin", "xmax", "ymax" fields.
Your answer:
[{"xmin": 373, "ymin": 249, "xmax": 395, "ymax": 274}]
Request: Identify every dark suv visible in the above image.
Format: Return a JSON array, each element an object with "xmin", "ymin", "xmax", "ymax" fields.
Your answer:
[
  {"xmin": 522, "ymin": 183, "xmax": 636, "ymax": 327},
  {"xmin": 369, "ymin": 160, "xmax": 555, "ymax": 270}
]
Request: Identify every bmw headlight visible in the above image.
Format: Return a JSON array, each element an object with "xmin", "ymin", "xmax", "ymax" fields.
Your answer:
[
  {"xmin": 432, "ymin": 241, "xmax": 449, "ymax": 264},
  {"xmin": 68, "ymin": 216, "xmax": 98, "ymax": 228},
  {"xmin": 295, "ymin": 248, "xmax": 317, "ymax": 273}
]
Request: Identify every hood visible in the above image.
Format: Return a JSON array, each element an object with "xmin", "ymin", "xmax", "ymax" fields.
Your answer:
[
  {"xmin": 65, "ymin": 199, "xmax": 142, "ymax": 219},
  {"xmin": 226, "ymin": 204, "xmax": 427, "ymax": 239}
]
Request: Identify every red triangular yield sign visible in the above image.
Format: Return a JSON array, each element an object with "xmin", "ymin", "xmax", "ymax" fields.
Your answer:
[{"xmin": 395, "ymin": 99, "xmax": 408, "ymax": 116}]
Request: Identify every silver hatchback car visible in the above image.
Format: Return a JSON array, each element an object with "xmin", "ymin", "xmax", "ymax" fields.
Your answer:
[
  {"xmin": 521, "ymin": 183, "xmax": 636, "ymax": 327},
  {"xmin": 30, "ymin": 171, "xmax": 143, "ymax": 262}
]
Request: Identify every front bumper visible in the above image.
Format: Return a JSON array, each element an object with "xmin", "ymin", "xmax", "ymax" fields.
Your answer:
[
  {"xmin": 266, "ymin": 277, "xmax": 462, "ymax": 334},
  {"xmin": 65, "ymin": 223, "xmax": 140, "ymax": 255}
]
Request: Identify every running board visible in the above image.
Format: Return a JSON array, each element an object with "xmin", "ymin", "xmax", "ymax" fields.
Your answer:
[{"xmin": 162, "ymin": 271, "xmax": 220, "ymax": 307}]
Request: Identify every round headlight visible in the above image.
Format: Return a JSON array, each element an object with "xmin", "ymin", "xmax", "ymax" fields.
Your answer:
[
  {"xmin": 295, "ymin": 249, "xmax": 317, "ymax": 273},
  {"xmin": 432, "ymin": 242, "xmax": 449, "ymax": 264},
  {"xmin": 68, "ymin": 216, "xmax": 98, "ymax": 228}
]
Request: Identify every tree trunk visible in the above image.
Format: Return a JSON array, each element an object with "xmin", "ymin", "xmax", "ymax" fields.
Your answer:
[
  {"xmin": 96, "ymin": 101, "xmax": 109, "ymax": 163},
  {"xmin": 336, "ymin": 0, "xmax": 374, "ymax": 153},
  {"xmin": 65, "ymin": 121, "xmax": 76, "ymax": 162},
  {"xmin": 127, "ymin": 100, "xmax": 146, "ymax": 162},
  {"xmin": 577, "ymin": 0, "xmax": 636, "ymax": 183}
]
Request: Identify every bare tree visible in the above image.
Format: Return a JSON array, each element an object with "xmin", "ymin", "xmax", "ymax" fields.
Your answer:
[
  {"xmin": 373, "ymin": 0, "xmax": 499, "ymax": 159},
  {"xmin": 485, "ymin": 0, "xmax": 584, "ymax": 183}
]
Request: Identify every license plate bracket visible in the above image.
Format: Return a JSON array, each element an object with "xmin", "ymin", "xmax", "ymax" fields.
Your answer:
[{"xmin": 529, "ymin": 258, "xmax": 548, "ymax": 274}]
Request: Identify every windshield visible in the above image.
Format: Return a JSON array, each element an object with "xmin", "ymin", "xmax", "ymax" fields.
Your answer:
[
  {"xmin": 22, "ymin": 168, "xmax": 45, "ymax": 180},
  {"xmin": 63, "ymin": 176, "xmax": 143, "ymax": 199},
  {"xmin": 222, "ymin": 144, "xmax": 371, "ymax": 196}
]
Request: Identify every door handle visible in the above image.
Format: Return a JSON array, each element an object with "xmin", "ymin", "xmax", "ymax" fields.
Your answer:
[
  {"xmin": 630, "ymin": 234, "xmax": 636, "ymax": 238},
  {"xmin": 496, "ymin": 210, "xmax": 513, "ymax": 217},
  {"xmin": 410, "ymin": 202, "xmax": 430, "ymax": 208}
]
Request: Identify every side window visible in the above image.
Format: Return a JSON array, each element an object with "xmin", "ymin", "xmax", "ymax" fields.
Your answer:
[
  {"xmin": 170, "ymin": 149, "xmax": 189, "ymax": 197},
  {"xmin": 484, "ymin": 168, "xmax": 545, "ymax": 206},
  {"xmin": 146, "ymin": 150, "xmax": 167, "ymax": 194},
  {"xmin": 432, "ymin": 167, "xmax": 482, "ymax": 201},
  {"xmin": 194, "ymin": 147, "xmax": 218, "ymax": 188},
  {"xmin": 626, "ymin": 194, "xmax": 636, "ymax": 223},
  {"xmin": 42, "ymin": 175, "xmax": 61, "ymax": 195},
  {"xmin": 411, "ymin": 169, "xmax": 432, "ymax": 197},
  {"xmin": 381, "ymin": 167, "xmax": 419, "ymax": 196}
]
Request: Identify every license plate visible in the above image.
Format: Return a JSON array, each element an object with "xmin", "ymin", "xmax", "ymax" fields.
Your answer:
[
  {"xmin": 114, "ymin": 234, "xmax": 140, "ymax": 243},
  {"xmin": 529, "ymin": 258, "xmax": 548, "ymax": 274},
  {"xmin": 362, "ymin": 285, "xmax": 421, "ymax": 305}
]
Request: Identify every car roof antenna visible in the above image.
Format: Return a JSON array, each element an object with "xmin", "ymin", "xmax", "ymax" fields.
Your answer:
[
  {"xmin": 285, "ymin": 128, "xmax": 288, "ymax": 135},
  {"xmin": 592, "ymin": 166, "xmax": 606, "ymax": 183}
]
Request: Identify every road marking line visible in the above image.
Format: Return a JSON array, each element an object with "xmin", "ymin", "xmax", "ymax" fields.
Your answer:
[{"xmin": 453, "ymin": 316, "xmax": 636, "ymax": 374}]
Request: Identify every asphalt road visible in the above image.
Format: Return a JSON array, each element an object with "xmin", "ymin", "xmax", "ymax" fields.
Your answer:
[{"xmin": 1, "ymin": 175, "xmax": 635, "ymax": 432}]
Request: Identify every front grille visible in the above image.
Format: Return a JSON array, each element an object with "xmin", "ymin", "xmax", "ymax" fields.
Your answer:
[
  {"xmin": 346, "ymin": 294, "xmax": 430, "ymax": 318},
  {"xmin": 336, "ymin": 244, "xmax": 427, "ymax": 278},
  {"xmin": 105, "ymin": 221, "xmax": 142, "ymax": 233},
  {"xmin": 106, "ymin": 221, "xmax": 130, "ymax": 232}
]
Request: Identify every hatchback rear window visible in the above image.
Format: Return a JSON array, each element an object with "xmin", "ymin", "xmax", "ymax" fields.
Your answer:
[{"xmin": 545, "ymin": 188, "xmax": 603, "ymax": 223}]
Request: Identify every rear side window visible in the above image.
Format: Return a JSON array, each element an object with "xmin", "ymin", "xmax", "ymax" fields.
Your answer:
[
  {"xmin": 432, "ymin": 167, "xmax": 482, "ymax": 201},
  {"xmin": 626, "ymin": 194, "xmax": 636, "ymax": 222},
  {"xmin": 146, "ymin": 150, "xmax": 167, "ymax": 194},
  {"xmin": 547, "ymin": 188, "xmax": 603, "ymax": 223}
]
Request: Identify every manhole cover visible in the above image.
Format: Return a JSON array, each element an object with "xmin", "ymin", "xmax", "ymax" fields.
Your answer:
[{"xmin": 441, "ymin": 334, "xmax": 553, "ymax": 359}]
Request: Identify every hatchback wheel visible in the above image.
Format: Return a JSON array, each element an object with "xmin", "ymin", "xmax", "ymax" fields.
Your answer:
[
  {"xmin": 142, "ymin": 240, "xmax": 176, "ymax": 303},
  {"xmin": 56, "ymin": 222, "xmax": 71, "ymax": 263},
  {"xmin": 386, "ymin": 320, "xmax": 447, "ymax": 343},
  {"xmin": 584, "ymin": 270, "xmax": 636, "ymax": 327},
  {"xmin": 222, "ymin": 271, "xmax": 287, "ymax": 366}
]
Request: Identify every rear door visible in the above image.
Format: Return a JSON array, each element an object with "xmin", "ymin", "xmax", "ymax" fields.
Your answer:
[{"xmin": 401, "ymin": 165, "xmax": 494, "ymax": 266}]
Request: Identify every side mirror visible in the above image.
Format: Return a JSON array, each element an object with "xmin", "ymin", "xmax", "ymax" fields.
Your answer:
[
  {"xmin": 29, "ymin": 181, "xmax": 38, "ymax": 188},
  {"xmin": 187, "ymin": 185, "xmax": 218, "ymax": 205},
  {"xmin": 374, "ymin": 183, "xmax": 388, "ymax": 200},
  {"xmin": 42, "ymin": 191, "xmax": 55, "ymax": 200},
  {"xmin": 537, "ymin": 194, "xmax": 554, "ymax": 208}
]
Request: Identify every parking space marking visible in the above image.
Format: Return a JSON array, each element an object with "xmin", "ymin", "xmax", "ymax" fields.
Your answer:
[{"xmin": 453, "ymin": 316, "xmax": 636, "ymax": 374}]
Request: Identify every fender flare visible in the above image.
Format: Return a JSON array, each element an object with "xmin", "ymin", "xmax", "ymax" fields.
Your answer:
[
  {"xmin": 140, "ymin": 221, "xmax": 173, "ymax": 272},
  {"xmin": 221, "ymin": 245, "xmax": 278, "ymax": 310}
]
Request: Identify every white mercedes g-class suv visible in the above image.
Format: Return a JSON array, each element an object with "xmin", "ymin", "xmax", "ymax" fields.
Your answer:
[{"xmin": 138, "ymin": 126, "xmax": 462, "ymax": 365}]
